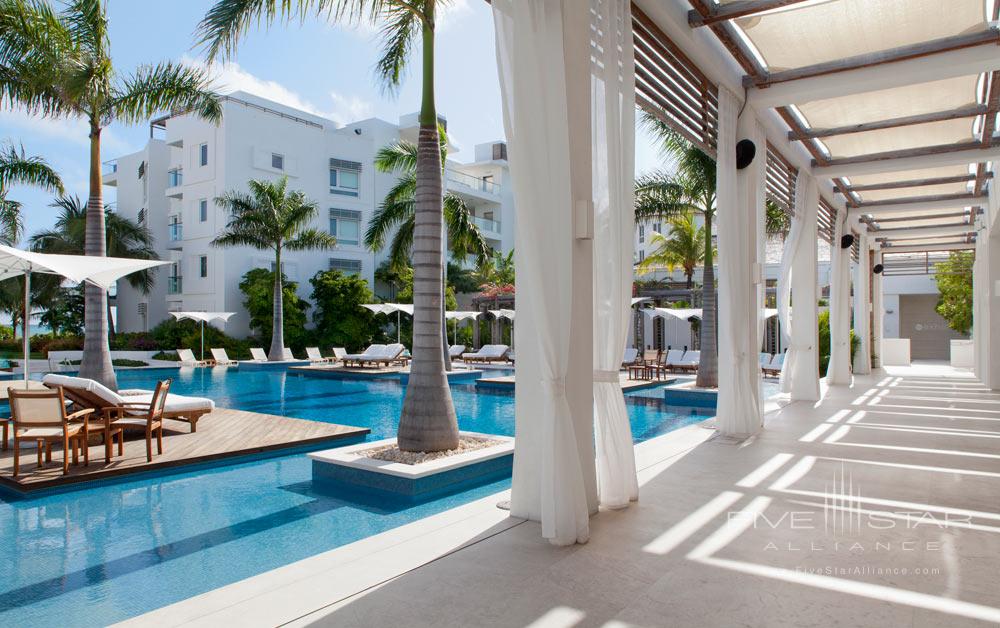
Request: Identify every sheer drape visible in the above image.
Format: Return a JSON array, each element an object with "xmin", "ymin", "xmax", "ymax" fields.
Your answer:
[
  {"xmin": 591, "ymin": 0, "xmax": 638, "ymax": 508},
  {"xmin": 778, "ymin": 171, "xmax": 820, "ymax": 400},
  {"xmin": 716, "ymin": 87, "xmax": 764, "ymax": 436},
  {"xmin": 853, "ymin": 231, "xmax": 871, "ymax": 375},
  {"xmin": 494, "ymin": 0, "xmax": 590, "ymax": 545},
  {"xmin": 827, "ymin": 209, "xmax": 853, "ymax": 385}
]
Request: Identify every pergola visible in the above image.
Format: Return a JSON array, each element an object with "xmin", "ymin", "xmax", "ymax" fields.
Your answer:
[{"xmin": 491, "ymin": 0, "xmax": 999, "ymax": 546}]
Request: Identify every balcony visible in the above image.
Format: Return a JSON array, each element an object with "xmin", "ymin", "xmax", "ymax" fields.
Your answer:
[
  {"xmin": 472, "ymin": 215, "xmax": 501, "ymax": 234},
  {"xmin": 102, "ymin": 159, "xmax": 119, "ymax": 186},
  {"xmin": 167, "ymin": 276, "xmax": 183, "ymax": 294},
  {"xmin": 166, "ymin": 168, "xmax": 183, "ymax": 198},
  {"xmin": 447, "ymin": 170, "xmax": 501, "ymax": 197},
  {"xmin": 168, "ymin": 222, "xmax": 183, "ymax": 249}
]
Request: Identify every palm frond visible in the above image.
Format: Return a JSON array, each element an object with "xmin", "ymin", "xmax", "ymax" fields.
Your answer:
[
  {"xmin": 0, "ymin": 199, "xmax": 22, "ymax": 244},
  {"xmin": 374, "ymin": 4, "xmax": 418, "ymax": 93},
  {"xmin": 284, "ymin": 227, "xmax": 337, "ymax": 251},
  {"xmin": 0, "ymin": 142, "xmax": 63, "ymax": 193},
  {"xmin": 444, "ymin": 192, "xmax": 490, "ymax": 265},
  {"xmin": 386, "ymin": 215, "xmax": 414, "ymax": 272},
  {"xmin": 374, "ymin": 141, "xmax": 419, "ymax": 174},
  {"xmin": 365, "ymin": 190, "xmax": 412, "ymax": 251},
  {"xmin": 63, "ymin": 0, "xmax": 108, "ymax": 61},
  {"xmin": 109, "ymin": 62, "xmax": 222, "ymax": 124}
]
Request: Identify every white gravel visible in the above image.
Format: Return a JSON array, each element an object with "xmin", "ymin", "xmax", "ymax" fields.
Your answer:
[{"xmin": 359, "ymin": 437, "xmax": 502, "ymax": 465}]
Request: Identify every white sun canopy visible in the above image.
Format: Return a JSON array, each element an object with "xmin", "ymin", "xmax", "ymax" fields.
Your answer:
[
  {"xmin": 361, "ymin": 303, "xmax": 413, "ymax": 316},
  {"xmin": 643, "ymin": 307, "xmax": 778, "ymax": 322},
  {"xmin": 0, "ymin": 246, "xmax": 171, "ymax": 387},
  {"xmin": 444, "ymin": 311, "xmax": 482, "ymax": 321},
  {"xmin": 488, "ymin": 309, "xmax": 516, "ymax": 320},
  {"xmin": 170, "ymin": 311, "xmax": 236, "ymax": 361}
]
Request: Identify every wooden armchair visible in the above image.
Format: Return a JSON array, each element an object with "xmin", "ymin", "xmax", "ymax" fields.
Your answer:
[
  {"xmin": 104, "ymin": 379, "xmax": 171, "ymax": 463},
  {"xmin": 8, "ymin": 387, "xmax": 95, "ymax": 476}
]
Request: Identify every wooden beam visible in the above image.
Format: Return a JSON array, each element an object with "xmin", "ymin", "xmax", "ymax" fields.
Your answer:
[
  {"xmin": 688, "ymin": 0, "xmax": 809, "ymax": 28},
  {"xmin": 881, "ymin": 242, "xmax": 975, "ymax": 253},
  {"xmin": 855, "ymin": 192, "xmax": 983, "ymax": 208},
  {"xmin": 848, "ymin": 195, "xmax": 987, "ymax": 218},
  {"xmin": 874, "ymin": 224, "xmax": 974, "ymax": 239},
  {"xmin": 788, "ymin": 104, "xmax": 987, "ymax": 141},
  {"xmin": 834, "ymin": 173, "xmax": 984, "ymax": 194},
  {"xmin": 872, "ymin": 211, "xmax": 971, "ymax": 223},
  {"xmin": 975, "ymin": 71, "xmax": 1000, "ymax": 194},
  {"xmin": 814, "ymin": 139, "xmax": 1000, "ymax": 178},
  {"xmin": 746, "ymin": 28, "xmax": 1000, "ymax": 89}
]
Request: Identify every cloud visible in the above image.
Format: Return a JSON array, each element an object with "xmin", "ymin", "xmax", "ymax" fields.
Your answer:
[
  {"xmin": 181, "ymin": 54, "xmax": 373, "ymax": 126},
  {"xmin": 0, "ymin": 106, "xmax": 136, "ymax": 157}
]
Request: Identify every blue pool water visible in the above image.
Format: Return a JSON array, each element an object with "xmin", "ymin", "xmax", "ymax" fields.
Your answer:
[{"xmin": 1, "ymin": 368, "xmax": 712, "ymax": 626}]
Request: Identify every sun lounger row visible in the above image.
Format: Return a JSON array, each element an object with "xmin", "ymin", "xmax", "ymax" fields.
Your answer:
[
  {"xmin": 342, "ymin": 343, "xmax": 407, "ymax": 368},
  {"xmin": 461, "ymin": 344, "xmax": 511, "ymax": 364},
  {"xmin": 761, "ymin": 351, "xmax": 785, "ymax": 377}
]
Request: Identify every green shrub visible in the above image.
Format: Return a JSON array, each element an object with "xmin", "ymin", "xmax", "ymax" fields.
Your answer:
[
  {"xmin": 66, "ymin": 358, "xmax": 148, "ymax": 367},
  {"xmin": 152, "ymin": 350, "xmax": 180, "ymax": 361},
  {"xmin": 309, "ymin": 269, "xmax": 381, "ymax": 352}
]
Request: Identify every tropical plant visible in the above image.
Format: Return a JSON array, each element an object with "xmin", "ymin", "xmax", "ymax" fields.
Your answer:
[
  {"xmin": 636, "ymin": 214, "xmax": 706, "ymax": 288},
  {"xmin": 212, "ymin": 177, "xmax": 336, "ymax": 360},
  {"xmin": 365, "ymin": 137, "xmax": 491, "ymax": 272},
  {"xmin": 934, "ymin": 250, "xmax": 973, "ymax": 335},
  {"xmin": 30, "ymin": 196, "xmax": 157, "ymax": 335},
  {"xmin": 474, "ymin": 248, "xmax": 515, "ymax": 290},
  {"xmin": 310, "ymin": 268, "xmax": 380, "ymax": 351},
  {"xmin": 0, "ymin": 0, "xmax": 222, "ymax": 388},
  {"xmin": 765, "ymin": 199, "xmax": 790, "ymax": 236},
  {"xmin": 0, "ymin": 142, "xmax": 63, "ymax": 243},
  {"xmin": 238, "ymin": 268, "xmax": 311, "ymax": 351},
  {"xmin": 198, "ymin": 0, "xmax": 460, "ymax": 451},
  {"xmin": 635, "ymin": 113, "xmax": 719, "ymax": 388}
]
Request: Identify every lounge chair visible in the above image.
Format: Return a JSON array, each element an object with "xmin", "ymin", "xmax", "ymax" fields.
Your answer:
[
  {"xmin": 448, "ymin": 344, "xmax": 466, "ymax": 359},
  {"xmin": 622, "ymin": 347, "xmax": 640, "ymax": 367},
  {"xmin": 342, "ymin": 344, "xmax": 387, "ymax": 367},
  {"xmin": 306, "ymin": 347, "xmax": 334, "ymax": 363},
  {"xmin": 210, "ymin": 348, "xmax": 238, "ymax": 366},
  {"xmin": 177, "ymin": 348, "xmax": 213, "ymax": 367},
  {"xmin": 104, "ymin": 379, "xmax": 170, "ymax": 463},
  {"xmin": 331, "ymin": 347, "xmax": 347, "ymax": 363},
  {"xmin": 249, "ymin": 348, "xmax": 268, "ymax": 362},
  {"xmin": 281, "ymin": 348, "xmax": 295, "ymax": 361},
  {"xmin": 763, "ymin": 352, "xmax": 785, "ymax": 378},
  {"xmin": 759, "ymin": 352, "xmax": 773, "ymax": 368},
  {"xmin": 42, "ymin": 373, "xmax": 215, "ymax": 433},
  {"xmin": 663, "ymin": 349, "xmax": 686, "ymax": 371},
  {"xmin": 462, "ymin": 345, "xmax": 510, "ymax": 364},
  {"xmin": 672, "ymin": 350, "xmax": 700, "ymax": 373},
  {"xmin": 356, "ymin": 343, "xmax": 405, "ymax": 368},
  {"xmin": 8, "ymin": 386, "xmax": 95, "ymax": 476}
]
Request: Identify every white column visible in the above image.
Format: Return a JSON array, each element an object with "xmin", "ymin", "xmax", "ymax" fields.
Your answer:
[
  {"xmin": 493, "ymin": 0, "xmax": 595, "ymax": 545},
  {"xmin": 985, "ymin": 226, "xmax": 1000, "ymax": 391},
  {"xmin": 715, "ymin": 88, "xmax": 764, "ymax": 437},
  {"xmin": 827, "ymin": 209, "xmax": 853, "ymax": 385},
  {"xmin": 871, "ymin": 249, "xmax": 884, "ymax": 369},
  {"xmin": 852, "ymin": 230, "xmax": 872, "ymax": 375},
  {"xmin": 778, "ymin": 171, "xmax": 820, "ymax": 400}
]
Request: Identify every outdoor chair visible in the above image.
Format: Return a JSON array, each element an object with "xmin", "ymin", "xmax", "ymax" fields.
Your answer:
[
  {"xmin": 43, "ymin": 374, "xmax": 214, "ymax": 433},
  {"xmin": 342, "ymin": 344, "xmax": 387, "ymax": 367},
  {"xmin": 763, "ymin": 351, "xmax": 786, "ymax": 378},
  {"xmin": 306, "ymin": 347, "xmax": 334, "ymax": 363},
  {"xmin": 448, "ymin": 344, "xmax": 467, "ymax": 359},
  {"xmin": 104, "ymin": 379, "xmax": 171, "ymax": 463},
  {"xmin": 663, "ymin": 349, "xmax": 686, "ymax": 371},
  {"xmin": 177, "ymin": 348, "xmax": 213, "ymax": 367},
  {"xmin": 8, "ymin": 386, "xmax": 95, "ymax": 476},
  {"xmin": 249, "ymin": 348, "xmax": 268, "ymax": 362},
  {"xmin": 210, "ymin": 348, "xmax": 238, "ymax": 365},
  {"xmin": 355, "ymin": 343, "xmax": 405, "ymax": 368},
  {"xmin": 622, "ymin": 347, "xmax": 640, "ymax": 367},
  {"xmin": 331, "ymin": 348, "xmax": 348, "ymax": 363},
  {"xmin": 672, "ymin": 350, "xmax": 700, "ymax": 373},
  {"xmin": 281, "ymin": 348, "xmax": 295, "ymax": 361},
  {"xmin": 461, "ymin": 345, "xmax": 511, "ymax": 364},
  {"xmin": 759, "ymin": 352, "xmax": 773, "ymax": 368}
]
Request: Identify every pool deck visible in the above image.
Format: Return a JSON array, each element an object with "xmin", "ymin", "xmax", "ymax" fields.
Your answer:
[{"xmin": 0, "ymin": 408, "xmax": 369, "ymax": 494}]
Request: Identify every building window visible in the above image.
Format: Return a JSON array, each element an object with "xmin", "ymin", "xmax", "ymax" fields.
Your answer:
[
  {"xmin": 199, "ymin": 199, "xmax": 208, "ymax": 222},
  {"xmin": 329, "ymin": 158, "xmax": 361, "ymax": 197},
  {"xmin": 329, "ymin": 208, "xmax": 361, "ymax": 246},
  {"xmin": 199, "ymin": 143, "xmax": 208, "ymax": 166},
  {"xmin": 272, "ymin": 153, "xmax": 284, "ymax": 170},
  {"xmin": 137, "ymin": 208, "xmax": 146, "ymax": 224},
  {"xmin": 329, "ymin": 257, "xmax": 362, "ymax": 275},
  {"xmin": 638, "ymin": 225, "xmax": 645, "ymax": 243},
  {"xmin": 653, "ymin": 222, "xmax": 661, "ymax": 233},
  {"xmin": 639, "ymin": 250, "xmax": 645, "ymax": 262},
  {"xmin": 199, "ymin": 255, "xmax": 208, "ymax": 278}
]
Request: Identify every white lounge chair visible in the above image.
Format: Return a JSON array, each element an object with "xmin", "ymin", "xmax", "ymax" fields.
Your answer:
[
  {"xmin": 663, "ymin": 349, "xmax": 686, "ymax": 370},
  {"xmin": 342, "ymin": 344, "xmax": 386, "ymax": 367},
  {"xmin": 331, "ymin": 347, "xmax": 347, "ymax": 363},
  {"xmin": 306, "ymin": 347, "xmax": 333, "ymax": 363},
  {"xmin": 281, "ymin": 348, "xmax": 295, "ymax": 361},
  {"xmin": 42, "ymin": 373, "xmax": 215, "ymax": 433},
  {"xmin": 763, "ymin": 352, "xmax": 785, "ymax": 377},
  {"xmin": 759, "ymin": 352, "xmax": 773, "ymax": 368},
  {"xmin": 672, "ymin": 350, "xmax": 700, "ymax": 372},
  {"xmin": 622, "ymin": 347, "xmax": 640, "ymax": 367},
  {"xmin": 249, "ymin": 348, "xmax": 268, "ymax": 362},
  {"xmin": 177, "ymin": 348, "xmax": 212, "ymax": 366},
  {"xmin": 462, "ymin": 345, "xmax": 510, "ymax": 364},
  {"xmin": 448, "ymin": 344, "xmax": 467, "ymax": 359},
  {"xmin": 210, "ymin": 348, "xmax": 237, "ymax": 365},
  {"xmin": 358, "ymin": 343, "xmax": 405, "ymax": 367}
]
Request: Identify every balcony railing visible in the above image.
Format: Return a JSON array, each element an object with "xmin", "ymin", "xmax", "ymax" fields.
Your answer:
[
  {"xmin": 102, "ymin": 159, "xmax": 118, "ymax": 176},
  {"xmin": 167, "ymin": 168, "xmax": 183, "ymax": 187},
  {"xmin": 167, "ymin": 276, "xmax": 183, "ymax": 294},
  {"xmin": 169, "ymin": 223, "xmax": 183, "ymax": 241},
  {"xmin": 472, "ymin": 215, "xmax": 501, "ymax": 233},
  {"xmin": 447, "ymin": 170, "xmax": 501, "ymax": 195}
]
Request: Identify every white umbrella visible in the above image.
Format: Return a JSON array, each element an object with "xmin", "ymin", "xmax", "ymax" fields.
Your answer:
[
  {"xmin": 361, "ymin": 303, "xmax": 414, "ymax": 343},
  {"xmin": 0, "ymin": 245, "xmax": 170, "ymax": 388},
  {"xmin": 444, "ymin": 311, "xmax": 481, "ymax": 346},
  {"xmin": 169, "ymin": 311, "xmax": 236, "ymax": 360}
]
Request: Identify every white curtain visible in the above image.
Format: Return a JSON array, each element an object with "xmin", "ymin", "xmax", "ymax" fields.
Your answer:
[
  {"xmin": 716, "ymin": 87, "xmax": 764, "ymax": 436},
  {"xmin": 827, "ymin": 209, "xmax": 853, "ymax": 385},
  {"xmin": 591, "ymin": 0, "xmax": 638, "ymax": 509},
  {"xmin": 852, "ymin": 230, "xmax": 871, "ymax": 375},
  {"xmin": 871, "ymin": 249, "xmax": 883, "ymax": 369},
  {"xmin": 778, "ymin": 172, "xmax": 820, "ymax": 400},
  {"xmin": 494, "ymin": 0, "xmax": 591, "ymax": 545}
]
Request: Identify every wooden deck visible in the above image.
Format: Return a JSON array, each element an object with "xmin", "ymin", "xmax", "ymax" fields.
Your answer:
[{"xmin": 0, "ymin": 408, "xmax": 369, "ymax": 494}]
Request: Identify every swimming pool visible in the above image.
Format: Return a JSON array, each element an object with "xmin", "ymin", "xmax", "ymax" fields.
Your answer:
[{"xmin": 0, "ymin": 368, "xmax": 712, "ymax": 626}]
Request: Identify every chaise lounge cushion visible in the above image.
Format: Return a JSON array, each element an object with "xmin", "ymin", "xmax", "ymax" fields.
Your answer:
[{"xmin": 42, "ymin": 374, "xmax": 215, "ymax": 415}]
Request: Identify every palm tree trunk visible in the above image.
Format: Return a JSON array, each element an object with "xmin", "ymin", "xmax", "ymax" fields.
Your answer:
[
  {"xmin": 78, "ymin": 124, "xmax": 117, "ymax": 390},
  {"xmin": 397, "ymin": 7, "xmax": 460, "ymax": 453},
  {"xmin": 269, "ymin": 248, "xmax": 284, "ymax": 361},
  {"xmin": 696, "ymin": 209, "xmax": 718, "ymax": 388}
]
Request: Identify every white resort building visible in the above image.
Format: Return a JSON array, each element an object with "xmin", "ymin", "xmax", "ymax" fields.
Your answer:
[{"xmin": 103, "ymin": 91, "xmax": 515, "ymax": 336}]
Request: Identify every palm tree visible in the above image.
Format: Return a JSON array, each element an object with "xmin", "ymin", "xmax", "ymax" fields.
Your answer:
[
  {"xmin": 29, "ymin": 196, "xmax": 158, "ymax": 334},
  {"xmin": 474, "ymin": 249, "xmax": 515, "ymax": 291},
  {"xmin": 635, "ymin": 113, "xmax": 719, "ymax": 388},
  {"xmin": 0, "ymin": 142, "xmax": 64, "ymax": 243},
  {"xmin": 212, "ymin": 177, "xmax": 337, "ymax": 361},
  {"xmin": 0, "ymin": 0, "xmax": 222, "ymax": 389},
  {"xmin": 637, "ymin": 214, "xmax": 706, "ymax": 289},
  {"xmin": 199, "ymin": 0, "xmax": 460, "ymax": 452}
]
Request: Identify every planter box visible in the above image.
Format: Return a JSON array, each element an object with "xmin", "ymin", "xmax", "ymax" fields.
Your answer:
[{"xmin": 310, "ymin": 432, "xmax": 513, "ymax": 501}]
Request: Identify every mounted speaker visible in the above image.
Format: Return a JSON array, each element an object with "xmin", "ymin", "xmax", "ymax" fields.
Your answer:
[
  {"xmin": 736, "ymin": 139, "xmax": 756, "ymax": 170},
  {"xmin": 873, "ymin": 264, "xmax": 884, "ymax": 274},
  {"xmin": 840, "ymin": 234, "xmax": 855, "ymax": 249}
]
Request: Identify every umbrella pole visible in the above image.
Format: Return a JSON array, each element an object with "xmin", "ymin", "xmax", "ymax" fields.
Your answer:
[
  {"xmin": 397, "ymin": 311, "xmax": 400, "ymax": 344},
  {"xmin": 201, "ymin": 321, "xmax": 205, "ymax": 361},
  {"xmin": 22, "ymin": 272, "xmax": 30, "ymax": 389}
]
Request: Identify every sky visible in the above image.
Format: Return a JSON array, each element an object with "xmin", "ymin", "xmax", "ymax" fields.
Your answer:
[{"xmin": 0, "ymin": 0, "xmax": 663, "ymax": 244}]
